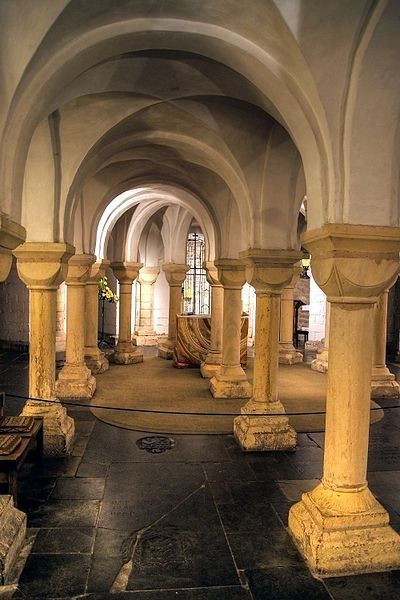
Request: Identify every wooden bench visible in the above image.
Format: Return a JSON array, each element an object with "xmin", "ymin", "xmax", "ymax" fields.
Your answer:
[{"xmin": 0, "ymin": 392, "xmax": 44, "ymax": 507}]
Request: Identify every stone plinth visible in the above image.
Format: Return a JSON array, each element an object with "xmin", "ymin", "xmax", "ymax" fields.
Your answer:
[
  {"xmin": 234, "ymin": 249, "xmax": 303, "ymax": 450},
  {"xmin": 0, "ymin": 495, "xmax": 26, "ymax": 584},
  {"xmin": 14, "ymin": 242, "xmax": 75, "ymax": 455},
  {"xmin": 288, "ymin": 224, "xmax": 400, "ymax": 577},
  {"xmin": 158, "ymin": 263, "xmax": 189, "ymax": 359},
  {"xmin": 111, "ymin": 262, "xmax": 143, "ymax": 364}
]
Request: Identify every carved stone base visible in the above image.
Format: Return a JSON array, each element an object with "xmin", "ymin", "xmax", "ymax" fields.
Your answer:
[
  {"xmin": 311, "ymin": 349, "xmax": 328, "ymax": 373},
  {"xmin": 133, "ymin": 334, "xmax": 159, "ymax": 346},
  {"xmin": 200, "ymin": 362, "xmax": 221, "ymax": 378},
  {"xmin": 279, "ymin": 348, "xmax": 303, "ymax": 365},
  {"xmin": 55, "ymin": 365, "xmax": 96, "ymax": 400},
  {"xmin": 85, "ymin": 347, "xmax": 109, "ymax": 374},
  {"xmin": 234, "ymin": 400, "xmax": 296, "ymax": 451},
  {"xmin": 158, "ymin": 344, "xmax": 174, "ymax": 360},
  {"xmin": 22, "ymin": 400, "xmax": 75, "ymax": 456},
  {"xmin": 371, "ymin": 367, "xmax": 400, "ymax": 398},
  {"xmin": 289, "ymin": 484, "xmax": 400, "ymax": 577},
  {"xmin": 210, "ymin": 376, "xmax": 251, "ymax": 399},
  {"xmin": 112, "ymin": 350, "xmax": 143, "ymax": 364},
  {"xmin": 0, "ymin": 495, "xmax": 26, "ymax": 584}
]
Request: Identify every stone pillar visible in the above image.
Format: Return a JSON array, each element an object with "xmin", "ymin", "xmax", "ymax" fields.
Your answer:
[
  {"xmin": 201, "ymin": 261, "xmax": 223, "ymax": 378},
  {"xmin": 371, "ymin": 290, "xmax": 399, "ymax": 398},
  {"xmin": 111, "ymin": 262, "xmax": 143, "ymax": 364},
  {"xmin": 55, "ymin": 254, "xmax": 97, "ymax": 399},
  {"xmin": 158, "ymin": 263, "xmax": 189, "ymax": 359},
  {"xmin": 133, "ymin": 266, "xmax": 160, "ymax": 346},
  {"xmin": 0, "ymin": 217, "xmax": 27, "ymax": 584},
  {"xmin": 311, "ymin": 300, "xmax": 330, "ymax": 372},
  {"xmin": 279, "ymin": 267, "xmax": 303, "ymax": 364},
  {"xmin": 210, "ymin": 259, "xmax": 251, "ymax": 398},
  {"xmin": 14, "ymin": 242, "xmax": 75, "ymax": 455},
  {"xmin": 84, "ymin": 260, "xmax": 109, "ymax": 374},
  {"xmin": 234, "ymin": 250, "xmax": 303, "ymax": 450},
  {"xmin": 288, "ymin": 224, "xmax": 400, "ymax": 577}
]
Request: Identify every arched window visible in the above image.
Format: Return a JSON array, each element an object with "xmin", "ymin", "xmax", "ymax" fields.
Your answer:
[{"xmin": 183, "ymin": 232, "xmax": 210, "ymax": 314}]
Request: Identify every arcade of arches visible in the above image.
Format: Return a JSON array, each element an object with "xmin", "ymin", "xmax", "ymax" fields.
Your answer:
[{"xmin": 1, "ymin": 1, "xmax": 400, "ymax": 596}]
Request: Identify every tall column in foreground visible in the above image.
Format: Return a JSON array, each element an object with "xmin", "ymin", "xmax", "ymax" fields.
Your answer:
[
  {"xmin": 158, "ymin": 263, "xmax": 189, "ymax": 359},
  {"xmin": 200, "ymin": 261, "xmax": 223, "ymax": 378},
  {"xmin": 111, "ymin": 262, "xmax": 143, "ymax": 364},
  {"xmin": 370, "ymin": 290, "xmax": 399, "ymax": 398},
  {"xmin": 133, "ymin": 266, "xmax": 160, "ymax": 346},
  {"xmin": 56, "ymin": 254, "xmax": 97, "ymax": 399},
  {"xmin": 234, "ymin": 249, "xmax": 303, "ymax": 450},
  {"xmin": 0, "ymin": 218, "xmax": 27, "ymax": 585},
  {"xmin": 210, "ymin": 259, "xmax": 251, "ymax": 398},
  {"xmin": 289, "ymin": 224, "xmax": 400, "ymax": 577},
  {"xmin": 14, "ymin": 242, "xmax": 75, "ymax": 455},
  {"xmin": 84, "ymin": 260, "xmax": 109, "ymax": 374},
  {"xmin": 279, "ymin": 267, "xmax": 303, "ymax": 364}
]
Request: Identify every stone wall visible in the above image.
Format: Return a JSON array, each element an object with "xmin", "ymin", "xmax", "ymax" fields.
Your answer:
[
  {"xmin": 153, "ymin": 270, "xmax": 169, "ymax": 334},
  {"xmin": 0, "ymin": 258, "xmax": 29, "ymax": 349},
  {"xmin": 307, "ymin": 270, "xmax": 326, "ymax": 341}
]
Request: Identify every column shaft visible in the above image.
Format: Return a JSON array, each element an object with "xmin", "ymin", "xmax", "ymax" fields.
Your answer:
[
  {"xmin": 84, "ymin": 261, "xmax": 109, "ymax": 373},
  {"xmin": 279, "ymin": 285, "xmax": 303, "ymax": 364},
  {"xmin": 112, "ymin": 262, "xmax": 143, "ymax": 364},
  {"xmin": 201, "ymin": 284, "xmax": 223, "ymax": 378},
  {"xmin": 371, "ymin": 290, "xmax": 399, "ymax": 397},
  {"xmin": 158, "ymin": 264, "xmax": 188, "ymax": 360},
  {"xmin": 30, "ymin": 288, "xmax": 57, "ymax": 399},
  {"xmin": 253, "ymin": 293, "xmax": 280, "ymax": 404}
]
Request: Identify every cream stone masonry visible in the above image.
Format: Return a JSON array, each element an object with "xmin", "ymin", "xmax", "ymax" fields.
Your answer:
[
  {"xmin": 133, "ymin": 266, "xmax": 160, "ymax": 346},
  {"xmin": 210, "ymin": 260, "xmax": 251, "ymax": 398},
  {"xmin": 288, "ymin": 224, "xmax": 400, "ymax": 578},
  {"xmin": 201, "ymin": 262, "xmax": 223, "ymax": 378},
  {"xmin": 371, "ymin": 290, "xmax": 399, "ymax": 398},
  {"xmin": 111, "ymin": 262, "xmax": 143, "ymax": 364},
  {"xmin": 279, "ymin": 266, "xmax": 303, "ymax": 365},
  {"xmin": 14, "ymin": 242, "xmax": 75, "ymax": 456},
  {"xmin": 234, "ymin": 249, "xmax": 303, "ymax": 450},
  {"xmin": 0, "ymin": 219, "xmax": 27, "ymax": 585},
  {"xmin": 56, "ymin": 254, "xmax": 97, "ymax": 399},
  {"xmin": 311, "ymin": 300, "xmax": 330, "ymax": 372},
  {"xmin": 158, "ymin": 263, "xmax": 189, "ymax": 360},
  {"xmin": 84, "ymin": 260, "xmax": 109, "ymax": 374}
]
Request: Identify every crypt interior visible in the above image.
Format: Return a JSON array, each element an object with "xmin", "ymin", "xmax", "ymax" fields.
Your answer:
[{"xmin": 1, "ymin": 1, "xmax": 400, "ymax": 598}]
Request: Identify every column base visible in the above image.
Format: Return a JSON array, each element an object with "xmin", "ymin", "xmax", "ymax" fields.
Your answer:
[
  {"xmin": 158, "ymin": 343, "xmax": 174, "ymax": 360},
  {"xmin": 311, "ymin": 350, "xmax": 328, "ymax": 373},
  {"xmin": 234, "ymin": 400, "xmax": 296, "ymax": 451},
  {"xmin": 200, "ymin": 362, "xmax": 221, "ymax": 378},
  {"xmin": 55, "ymin": 365, "xmax": 96, "ymax": 400},
  {"xmin": 22, "ymin": 400, "xmax": 75, "ymax": 456},
  {"xmin": 289, "ymin": 483, "xmax": 400, "ymax": 578},
  {"xmin": 0, "ymin": 496, "xmax": 26, "ymax": 585},
  {"xmin": 279, "ymin": 345, "xmax": 303, "ymax": 365},
  {"xmin": 110, "ymin": 341, "xmax": 143, "ymax": 365},
  {"xmin": 84, "ymin": 347, "xmax": 109, "ymax": 374},
  {"xmin": 371, "ymin": 367, "xmax": 400, "ymax": 398},
  {"xmin": 210, "ymin": 366, "xmax": 251, "ymax": 398},
  {"xmin": 133, "ymin": 333, "xmax": 159, "ymax": 346}
]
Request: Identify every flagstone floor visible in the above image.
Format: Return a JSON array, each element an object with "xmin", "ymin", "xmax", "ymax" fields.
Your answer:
[{"xmin": 0, "ymin": 351, "xmax": 400, "ymax": 599}]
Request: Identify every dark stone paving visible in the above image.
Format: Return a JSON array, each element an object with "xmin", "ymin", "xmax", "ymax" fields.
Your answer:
[{"xmin": 0, "ymin": 352, "xmax": 400, "ymax": 598}]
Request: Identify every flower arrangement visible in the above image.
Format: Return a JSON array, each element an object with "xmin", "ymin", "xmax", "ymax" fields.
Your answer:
[{"xmin": 98, "ymin": 276, "xmax": 119, "ymax": 303}]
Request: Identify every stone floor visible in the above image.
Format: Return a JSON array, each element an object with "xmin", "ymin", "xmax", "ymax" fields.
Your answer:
[{"xmin": 0, "ymin": 351, "xmax": 400, "ymax": 598}]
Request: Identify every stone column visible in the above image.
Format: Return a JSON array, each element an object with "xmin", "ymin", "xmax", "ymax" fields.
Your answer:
[
  {"xmin": 311, "ymin": 300, "xmax": 330, "ymax": 372},
  {"xmin": 158, "ymin": 263, "xmax": 189, "ymax": 359},
  {"xmin": 210, "ymin": 259, "xmax": 251, "ymax": 398},
  {"xmin": 112, "ymin": 261, "xmax": 143, "ymax": 364},
  {"xmin": 133, "ymin": 266, "xmax": 160, "ymax": 346},
  {"xmin": 234, "ymin": 250, "xmax": 303, "ymax": 450},
  {"xmin": 14, "ymin": 242, "xmax": 75, "ymax": 455},
  {"xmin": 279, "ymin": 267, "xmax": 303, "ymax": 364},
  {"xmin": 84, "ymin": 260, "xmax": 109, "ymax": 374},
  {"xmin": 371, "ymin": 290, "xmax": 399, "ymax": 397},
  {"xmin": 201, "ymin": 261, "xmax": 223, "ymax": 378},
  {"xmin": 288, "ymin": 224, "xmax": 400, "ymax": 577},
  {"xmin": 0, "ymin": 218, "xmax": 27, "ymax": 584},
  {"xmin": 55, "ymin": 254, "xmax": 97, "ymax": 399}
]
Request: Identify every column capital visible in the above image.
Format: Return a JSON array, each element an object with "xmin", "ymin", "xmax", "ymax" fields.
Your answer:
[
  {"xmin": 138, "ymin": 266, "xmax": 160, "ymax": 286},
  {"xmin": 66, "ymin": 253, "xmax": 96, "ymax": 285},
  {"xmin": 203, "ymin": 261, "xmax": 222, "ymax": 287},
  {"xmin": 0, "ymin": 216, "xmax": 26, "ymax": 282},
  {"xmin": 214, "ymin": 259, "xmax": 246, "ymax": 289},
  {"xmin": 87, "ymin": 259, "xmax": 110, "ymax": 284},
  {"xmin": 13, "ymin": 242, "xmax": 75, "ymax": 289},
  {"xmin": 302, "ymin": 224, "xmax": 400, "ymax": 304},
  {"xmin": 111, "ymin": 261, "xmax": 143, "ymax": 283},
  {"xmin": 239, "ymin": 249, "xmax": 304, "ymax": 294},
  {"xmin": 162, "ymin": 263, "xmax": 189, "ymax": 286}
]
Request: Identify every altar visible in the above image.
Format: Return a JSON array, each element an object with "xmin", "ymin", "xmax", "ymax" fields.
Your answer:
[{"xmin": 173, "ymin": 314, "xmax": 248, "ymax": 368}]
